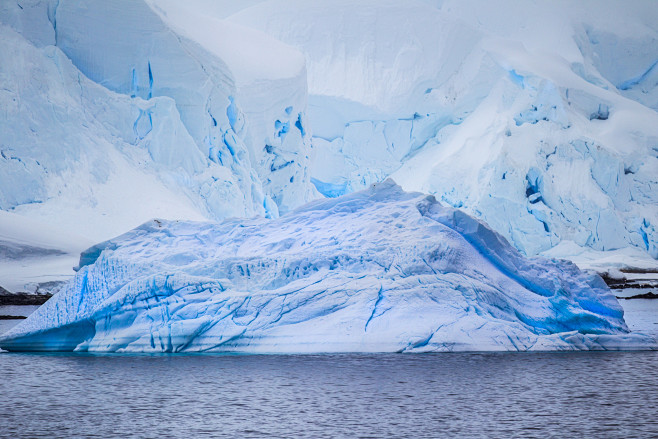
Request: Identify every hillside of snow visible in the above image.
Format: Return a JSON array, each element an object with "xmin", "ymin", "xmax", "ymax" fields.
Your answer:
[
  {"xmin": 0, "ymin": 0, "xmax": 317, "ymax": 241},
  {"xmin": 1, "ymin": 0, "xmax": 657, "ymax": 295},
  {"xmin": 229, "ymin": 0, "xmax": 658, "ymax": 265},
  {"xmin": 3, "ymin": 181, "xmax": 654, "ymax": 352}
]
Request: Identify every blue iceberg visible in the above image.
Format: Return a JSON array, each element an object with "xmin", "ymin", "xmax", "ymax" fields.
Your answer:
[{"xmin": 1, "ymin": 181, "xmax": 654, "ymax": 353}]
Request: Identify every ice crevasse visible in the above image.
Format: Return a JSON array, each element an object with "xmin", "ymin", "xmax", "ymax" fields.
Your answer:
[{"xmin": 1, "ymin": 181, "xmax": 654, "ymax": 353}]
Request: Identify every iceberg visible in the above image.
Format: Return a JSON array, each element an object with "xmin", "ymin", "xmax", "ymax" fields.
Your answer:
[{"xmin": 1, "ymin": 181, "xmax": 654, "ymax": 353}]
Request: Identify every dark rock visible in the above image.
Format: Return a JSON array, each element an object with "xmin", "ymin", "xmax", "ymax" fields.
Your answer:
[
  {"xmin": 617, "ymin": 292, "xmax": 658, "ymax": 300},
  {"xmin": 0, "ymin": 292, "xmax": 52, "ymax": 306},
  {"xmin": 600, "ymin": 271, "xmax": 658, "ymax": 290}
]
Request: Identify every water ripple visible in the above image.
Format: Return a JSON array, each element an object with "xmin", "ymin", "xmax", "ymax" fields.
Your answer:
[{"xmin": 1, "ymin": 352, "xmax": 657, "ymax": 438}]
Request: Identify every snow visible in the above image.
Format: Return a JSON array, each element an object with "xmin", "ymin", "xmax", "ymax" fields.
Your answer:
[
  {"xmin": 0, "ymin": 210, "xmax": 92, "ymax": 293},
  {"xmin": 0, "ymin": 0, "xmax": 318, "ymax": 246},
  {"xmin": 542, "ymin": 241, "xmax": 658, "ymax": 274},
  {"xmin": 1, "ymin": 181, "xmax": 654, "ymax": 353},
  {"xmin": 145, "ymin": 0, "xmax": 305, "ymax": 86},
  {"xmin": 228, "ymin": 0, "xmax": 658, "ymax": 266},
  {"xmin": 231, "ymin": 0, "xmax": 472, "ymax": 115},
  {"xmin": 0, "ymin": 0, "xmax": 55, "ymax": 47}
]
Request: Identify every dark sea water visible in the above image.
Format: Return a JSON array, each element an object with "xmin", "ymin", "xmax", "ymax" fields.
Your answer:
[{"xmin": 1, "ymin": 351, "xmax": 657, "ymax": 439}]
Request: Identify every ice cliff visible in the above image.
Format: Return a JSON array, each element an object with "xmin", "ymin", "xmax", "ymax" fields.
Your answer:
[
  {"xmin": 1, "ymin": 181, "xmax": 653, "ymax": 353},
  {"xmin": 1, "ymin": 0, "xmax": 656, "ymax": 269},
  {"xmin": 0, "ymin": 0, "xmax": 316, "ymax": 244},
  {"xmin": 229, "ymin": 0, "xmax": 658, "ymax": 262}
]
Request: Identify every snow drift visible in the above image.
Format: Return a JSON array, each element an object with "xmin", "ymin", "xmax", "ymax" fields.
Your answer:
[{"xmin": 2, "ymin": 181, "xmax": 653, "ymax": 353}]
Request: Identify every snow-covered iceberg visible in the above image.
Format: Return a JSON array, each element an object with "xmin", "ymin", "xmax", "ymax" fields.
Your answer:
[{"xmin": 1, "ymin": 181, "xmax": 653, "ymax": 352}]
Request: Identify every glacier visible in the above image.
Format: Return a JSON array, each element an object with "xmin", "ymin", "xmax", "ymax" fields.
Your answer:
[
  {"xmin": 0, "ymin": 0, "xmax": 317, "ymax": 244},
  {"xmin": 0, "ymin": 0, "xmax": 319, "ymax": 291},
  {"xmin": 228, "ymin": 0, "xmax": 658, "ymax": 263},
  {"xmin": 1, "ymin": 181, "xmax": 654, "ymax": 353},
  {"xmin": 1, "ymin": 0, "xmax": 657, "ymax": 276}
]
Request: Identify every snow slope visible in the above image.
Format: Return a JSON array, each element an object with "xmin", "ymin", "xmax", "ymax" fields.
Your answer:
[
  {"xmin": 2, "ymin": 181, "xmax": 653, "ymax": 353},
  {"xmin": 0, "ymin": 0, "xmax": 317, "ymax": 244},
  {"xmin": 0, "ymin": 23, "xmax": 210, "ymax": 240},
  {"xmin": 229, "ymin": 0, "xmax": 658, "ymax": 265}
]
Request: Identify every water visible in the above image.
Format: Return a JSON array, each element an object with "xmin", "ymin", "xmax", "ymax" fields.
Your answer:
[
  {"xmin": 1, "ymin": 351, "xmax": 657, "ymax": 438},
  {"xmin": 0, "ymin": 306, "xmax": 40, "ymax": 335},
  {"xmin": 618, "ymin": 299, "xmax": 658, "ymax": 336},
  {"xmin": 2, "ymin": 301, "xmax": 657, "ymax": 438}
]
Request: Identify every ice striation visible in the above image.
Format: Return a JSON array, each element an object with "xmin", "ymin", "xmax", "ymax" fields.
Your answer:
[{"xmin": 2, "ymin": 181, "xmax": 654, "ymax": 353}]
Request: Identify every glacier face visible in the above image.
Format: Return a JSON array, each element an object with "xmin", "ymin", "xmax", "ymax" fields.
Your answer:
[
  {"xmin": 0, "ymin": 0, "xmax": 316, "ymax": 245},
  {"xmin": 1, "ymin": 0, "xmax": 656, "ymax": 267},
  {"xmin": 0, "ymin": 23, "xmax": 214, "ymax": 236},
  {"xmin": 228, "ymin": 0, "xmax": 658, "ymax": 262},
  {"xmin": 2, "ymin": 181, "xmax": 654, "ymax": 353}
]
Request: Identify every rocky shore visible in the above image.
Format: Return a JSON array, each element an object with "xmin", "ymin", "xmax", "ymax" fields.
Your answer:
[
  {"xmin": 599, "ymin": 269, "xmax": 658, "ymax": 300},
  {"xmin": 0, "ymin": 286, "xmax": 53, "ymax": 306}
]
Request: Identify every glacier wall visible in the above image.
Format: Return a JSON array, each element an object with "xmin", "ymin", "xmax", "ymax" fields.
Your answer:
[
  {"xmin": 1, "ymin": 0, "xmax": 657, "ymax": 267},
  {"xmin": 229, "ymin": 0, "xmax": 658, "ymax": 261},
  {"xmin": 0, "ymin": 0, "xmax": 317, "ymax": 243},
  {"xmin": 0, "ymin": 23, "xmax": 209, "ymax": 238},
  {"xmin": 57, "ymin": 0, "xmax": 317, "ymax": 215},
  {"xmin": 2, "ymin": 181, "xmax": 654, "ymax": 353}
]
